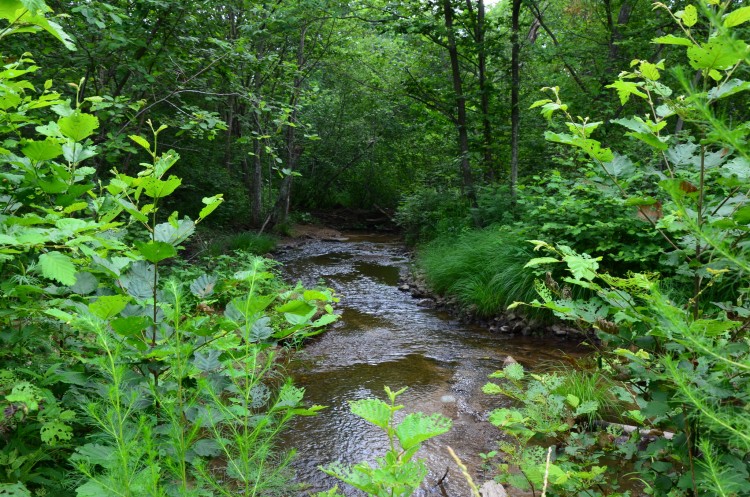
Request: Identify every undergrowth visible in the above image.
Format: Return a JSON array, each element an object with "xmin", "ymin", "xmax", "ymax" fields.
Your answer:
[{"xmin": 417, "ymin": 228, "xmax": 545, "ymax": 318}]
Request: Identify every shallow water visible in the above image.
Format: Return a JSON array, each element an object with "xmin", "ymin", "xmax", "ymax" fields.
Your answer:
[{"xmin": 277, "ymin": 233, "xmax": 585, "ymax": 496}]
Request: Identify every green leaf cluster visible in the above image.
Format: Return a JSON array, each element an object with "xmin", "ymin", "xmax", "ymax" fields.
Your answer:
[{"xmin": 319, "ymin": 386, "xmax": 451, "ymax": 497}]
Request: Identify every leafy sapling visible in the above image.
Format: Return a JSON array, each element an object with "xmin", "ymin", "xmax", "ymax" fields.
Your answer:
[{"xmin": 318, "ymin": 386, "xmax": 452, "ymax": 497}]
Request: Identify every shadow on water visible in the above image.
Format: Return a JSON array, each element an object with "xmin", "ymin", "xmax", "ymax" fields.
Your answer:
[{"xmin": 276, "ymin": 234, "xmax": 587, "ymax": 496}]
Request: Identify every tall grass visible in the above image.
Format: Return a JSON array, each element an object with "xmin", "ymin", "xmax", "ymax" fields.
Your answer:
[{"xmin": 417, "ymin": 228, "xmax": 541, "ymax": 317}]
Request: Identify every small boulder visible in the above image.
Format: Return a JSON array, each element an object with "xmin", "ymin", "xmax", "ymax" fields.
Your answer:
[
  {"xmin": 503, "ymin": 355, "xmax": 518, "ymax": 366},
  {"xmin": 480, "ymin": 481, "xmax": 507, "ymax": 497}
]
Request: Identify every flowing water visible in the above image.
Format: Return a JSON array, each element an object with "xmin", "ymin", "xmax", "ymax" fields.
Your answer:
[{"xmin": 277, "ymin": 233, "xmax": 585, "ymax": 496}]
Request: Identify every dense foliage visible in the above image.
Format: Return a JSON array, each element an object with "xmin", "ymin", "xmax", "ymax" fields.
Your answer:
[
  {"xmin": 2, "ymin": 0, "xmax": 750, "ymax": 496},
  {"xmin": 0, "ymin": 4, "xmax": 339, "ymax": 495}
]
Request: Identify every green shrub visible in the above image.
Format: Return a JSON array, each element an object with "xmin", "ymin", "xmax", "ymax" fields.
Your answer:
[{"xmin": 0, "ymin": 8, "xmax": 336, "ymax": 494}]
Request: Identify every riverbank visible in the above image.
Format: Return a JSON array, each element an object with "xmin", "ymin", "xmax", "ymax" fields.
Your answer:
[{"xmin": 398, "ymin": 270, "xmax": 587, "ymax": 341}]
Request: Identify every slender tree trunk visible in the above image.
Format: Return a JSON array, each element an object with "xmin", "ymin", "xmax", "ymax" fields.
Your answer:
[
  {"xmin": 510, "ymin": 0, "xmax": 521, "ymax": 205},
  {"xmin": 252, "ymin": 138, "xmax": 263, "ymax": 226},
  {"xmin": 442, "ymin": 0, "xmax": 477, "ymax": 209},
  {"xmin": 224, "ymin": 94, "xmax": 235, "ymax": 171},
  {"xmin": 271, "ymin": 26, "xmax": 308, "ymax": 227},
  {"xmin": 477, "ymin": 0, "xmax": 494, "ymax": 180}
]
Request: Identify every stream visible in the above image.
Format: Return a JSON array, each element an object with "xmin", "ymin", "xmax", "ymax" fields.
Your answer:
[{"xmin": 277, "ymin": 232, "xmax": 585, "ymax": 496}]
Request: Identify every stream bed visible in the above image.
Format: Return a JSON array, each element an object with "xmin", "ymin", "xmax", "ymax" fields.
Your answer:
[{"xmin": 277, "ymin": 233, "xmax": 586, "ymax": 496}]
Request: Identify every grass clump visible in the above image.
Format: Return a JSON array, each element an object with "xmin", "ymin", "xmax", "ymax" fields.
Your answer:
[
  {"xmin": 551, "ymin": 369, "xmax": 625, "ymax": 422},
  {"xmin": 417, "ymin": 228, "xmax": 540, "ymax": 317}
]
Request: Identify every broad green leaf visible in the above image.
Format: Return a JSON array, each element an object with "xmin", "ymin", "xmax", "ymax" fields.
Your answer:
[
  {"xmin": 62, "ymin": 142, "xmax": 97, "ymax": 163},
  {"xmin": 395, "ymin": 412, "xmax": 451, "ymax": 450},
  {"xmin": 40, "ymin": 420, "xmax": 73, "ymax": 445},
  {"xmin": 606, "ymin": 80, "xmax": 647, "ymax": 105},
  {"xmin": 154, "ymin": 218, "xmax": 195, "ymax": 245},
  {"xmin": 688, "ymin": 37, "xmax": 748, "ymax": 71},
  {"xmin": 117, "ymin": 198, "xmax": 148, "ymax": 223},
  {"xmin": 574, "ymin": 400, "xmax": 600, "ymax": 417},
  {"xmin": 141, "ymin": 175, "xmax": 181, "ymax": 198},
  {"xmin": 304, "ymin": 289, "xmax": 332, "ymax": 301},
  {"xmin": 545, "ymin": 132, "xmax": 614, "ymax": 162},
  {"xmin": 74, "ymin": 481, "xmax": 110, "ymax": 497},
  {"xmin": 199, "ymin": 194, "xmax": 224, "ymax": 220},
  {"xmin": 0, "ymin": 1, "xmax": 75, "ymax": 49},
  {"xmin": 312, "ymin": 314, "xmax": 338, "ymax": 327},
  {"xmin": 153, "ymin": 151, "xmax": 179, "ymax": 178},
  {"xmin": 69, "ymin": 271, "xmax": 98, "ymax": 294},
  {"xmin": 566, "ymin": 394, "xmax": 580, "ymax": 408},
  {"xmin": 724, "ymin": 6, "xmax": 750, "ymax": 27},
  {"xmin": 58, "ymin": 112, "xmax": 99, "ymax": 141},
  {"xmin": 44, "ymin": 308, "xmax": 73, "ymax": 323},
  {"xmin": 665, "ymin": 142, "xmax": 699, "ymax": 165},
  {"xmin": 190, "ymin": 274, "xmax": 217, "ymax": 298},
  {"xmin": 734, "ymin": 206, "xmax": 750, "ymax": 225},
  {"xmin": 562, "ymin": 253, "xmax": 600, "ymax": 281},
  {"xmin": 118, "ymin": 261, "xmax": 156, "ymax": 300},
  {"xmin": 681, "ymin": 5, "xmax": 698, "ymax": 27},
  {"xmin": 21, "ymin": 138, "xmax": 62, "ymax": 161},
  {"xmin": 349, "ymin": 398, "xmax": 391, "ymax": 429},
  {"xmin": 0, "ymin": 483, "xmax": 32, "ymax": 497},
  {"xmin": 134, "ymin": 240, "xmax": 177, "ymax": 263},
  {"xmin": 129, "ymin": 134, "xmax": 151, "ymax": 153},
  {"xmin": 110, "ymin": 316, "xmax": 151, "ymax": 337},
  {"xmin": 708, "ymin": 79, "xmax": 750, "ymax": 101},
  {"xmin": 624, "ymin": 196, "xmax": 658, "ymax": 206},
  {"xmin": 529, "ymin": 98, "xmax": 552, "ymax": 109},
  {"xmin": 38, "ymin": 251, "xmax": 77, "ymax": 285},
  {"xmin": 603, "ymin": 154, "xmax": 635, "ymax": 178},
  {"xmin": 277, "ymin": 300, "xmax": 315, "ymax": 314},
  {"xmin": 488, "ymin": 408, "xmax": 527, "ymax": 429},
  {"xmin": 6, "ymin": 382, "xmax": 39, "ymax": 410},
  {"xmin": 19, "ymin": 0, "xmax": 48, "ymax": 15},
  {"xmin": 504, "ymin": 362, "xmax": 525, "ymax": 380},
  {"xmin": 194, "ymin": 350, "xmax": 222, "ymax": 371},
  {"xmin": 639, "ymin": 61, "xmax": 660, "ymax": 80},
  {"xmin": 88, "ymin": 295, "xmax": 130, "ymax": 319},
  {"xmin": 652, "ymin": 35, "xmax": 693, "ymax": 47},
  {"xmin": 248, "ymin": 316, "xmax": 273, "ymax": 342}
]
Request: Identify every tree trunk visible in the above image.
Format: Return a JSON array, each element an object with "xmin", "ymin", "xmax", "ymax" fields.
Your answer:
[
  {"xmin": 510, "ymin": 0, "xmax": 521, "ymax": 205},
  {"xmin": 477, "ymin": 0, "xmax": 494, "ymax": 181},
  {"xmin": 271, "ymin": 26, "xmax": 308, "ymax": 228},
  {"xmin": 442, "ymin": 0, "xmax": 477, "ymax": 209},
  {"xmin": 251, "ymin": 138, "xmax": 263, "ymax": 226}
]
